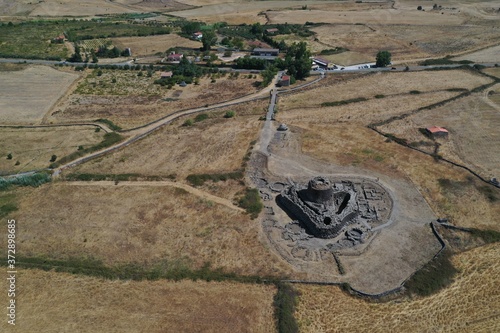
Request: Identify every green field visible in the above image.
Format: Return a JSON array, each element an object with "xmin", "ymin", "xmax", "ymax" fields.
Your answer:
[{"xmin": 0, "ymin": 20, "xmax": 172, "ymax": 60}]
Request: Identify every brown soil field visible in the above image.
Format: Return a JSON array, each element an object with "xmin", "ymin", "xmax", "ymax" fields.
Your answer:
[
  {"xmin": 0, "ymin": 66, "xmax": 79, "ymax": 125},
  {"xmin": 0, "ymin": 126, "xmax": 104, "ymax": 175},
  {"xmin": 112, "ymin": 34, "xmax": 201, "ymax": 57},
  {"xmin": 11, "ymin": 182, "xmax": 292, "ymax": 276},
  {"xmin": 0, "ymin": 269, "xmax": 276, "ymax": 333},
  {"xmin": 295, "ymin": 243, "xmax": 500, "ymax": 333},
  {"xmin": 48, "ymin": 70, "xmax": 261, "ymax": 129},
  {"xmin": 72, "ymin": 102, "xmax": 266, "ymax": 178},
  {"xmin": 28, "ymin": 0, "xmax": 136, "ymax": 16}
]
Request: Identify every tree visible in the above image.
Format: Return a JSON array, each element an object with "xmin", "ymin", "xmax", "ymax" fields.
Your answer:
[
  {"xmin": 7, "ymin": 153, "xmax": 12, "ymax": 160},
  {"xmin": 201, "ymin": 30, "xmax": 217, "ymax": 51},
  {"xmin": 417, "ymin": 5, "xmax": 423, "ymax": 10},
  {"xmin": 276, "ymin": 41, "xmax": 312, "ymax": 80},
  {"xmin": 376, "ymin": 50, "xmax": 392, "ymax": 67},
  {"xmin": 67, "ymin": 44, "xmax": 83, "ymax": 63},
  {"xmin": 50, "ymin": 155, "xmax": 57, "ymax": 162}
]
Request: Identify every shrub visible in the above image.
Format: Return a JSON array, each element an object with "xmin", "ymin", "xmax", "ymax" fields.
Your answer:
[
  {"xmin": 224, "ymin": 111, "xmax": 235, "ymax": 118},
  {"xmin": 50, "ymin": 155, "xmax": 57, "ymax": 162},
  {"xmin": 238, "ymin": 188, "xmax": 263, "ymax": 219},
  {"xmin": 274, "ymin": 283, "xmax": 300, "ymax": 333},
  {"xmin": 7, "ymin": 153, "xmax": 12, "ymax": 160},
  {"xmin": 0, "ymin": 173, "xmax": 51, "ymax": 191},
  {"xmin": 183, "ymin": 119, "xmax": 194, "ymax": 127},
  {"xmin": 194, "ymin": 113, "xmax": 209, "ymax": 122},
  {"xmin": 321, "ymin": 97, "xmax": 367, "ymax": 107}
]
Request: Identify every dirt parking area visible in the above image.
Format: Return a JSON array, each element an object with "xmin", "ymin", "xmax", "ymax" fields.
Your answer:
[{"xmin": 0, "ymin": 66, "xmax": 79, "ymax": 125}]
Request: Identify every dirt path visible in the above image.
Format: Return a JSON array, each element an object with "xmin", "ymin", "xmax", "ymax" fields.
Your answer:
[{"xmin": 63, "ymin": 180, "xmax": 245, "ymax": 212}]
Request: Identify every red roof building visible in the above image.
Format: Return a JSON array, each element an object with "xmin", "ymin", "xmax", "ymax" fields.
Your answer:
[
  {"xmin": 167, "ymin": 53, "xmax": 183, "ymax": 62},
  {"xmin": 426, "ymin": 126, "xmax": 449, "ymax": 138}
]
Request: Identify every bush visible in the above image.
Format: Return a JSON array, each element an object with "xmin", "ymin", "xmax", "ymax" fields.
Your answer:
[
  {"xmin": 321, "ymin": 97, "xmax": 367, "ymax": 107},
  {"xmin": 238, "ymin": 188, "xmax": 263, "ymax": 219},
  {"xmin": 95, "ymin": 118, "xmax": 122, "ymax": 131},
  {"xmin": 194, "ymin": 113, "xmax": 209, "ymax": 122},
  {"xmin": 186, "ymin": 171, "xmax": 243, "ymax": 187},
  {"xmin": 182, "ymin": 119, "xmax": 194, "ymax": 127},
  {"xmin": 224, "ymin": 110, "xmax": 235, "ymax": 118},
  {"xmin": 274, "ymin": 283, "xmax": 300, "ymax": 333},
  {"xmin": 50, "ymin": 155, "xmax": 57, "ymax": 162},
  {"xmin": 0, "ymin": 173, "xmax": 51, "ymax": 191},
  {"xmin": 7, "ymin": 153, "xmax": 12, "ymax": 160}
]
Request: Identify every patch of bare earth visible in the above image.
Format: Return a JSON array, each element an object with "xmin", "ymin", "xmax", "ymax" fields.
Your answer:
[
  {"xmin": 0, "ymin": 269, "xmax": 276, "ymax": 333},
  {"xmin": 295, "ymin": 243, "xmax": 500, "ymax": 333}
]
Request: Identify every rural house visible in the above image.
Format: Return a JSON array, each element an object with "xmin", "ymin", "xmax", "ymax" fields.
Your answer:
[
  {"xmin": 193, "ymin": 32, "xmax": 203, "ymax": 40},
  {"xmin": 426, "ymin": 126, "xmax": 449, "ymax": 138},
  {"xmin": 265, "ymin": 28, "xmax": 279, "ymax": 34},
  {"xmin": 252, "ymin": 48, "xmax": 279, "ymax": 56},
  {"xmin": 166, "ymin": 52, "xmax": 183, "ymax": 62},
  {"xmin": 278, "ymin": 75, "xmax": 291, "ymax": 87}
]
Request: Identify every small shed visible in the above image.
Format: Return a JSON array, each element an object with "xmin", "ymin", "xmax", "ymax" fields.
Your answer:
[
  {"xmin": 266, "ymin": 28, "xmax": 279, "ymax": 34},
  {"xmin": 167, "ymin": 53, "xmax": 183, "ymax": 62},
  {"xmin": 426, "ymin": 126, "xmax": 449, "ymax": 138},
  {"xmin": 279, "ymin": 75, "xmax": 291, "ymax": 87},
  {"xmin": 160, "ymin": 71, "xmax": 173, "ymax": 79}
]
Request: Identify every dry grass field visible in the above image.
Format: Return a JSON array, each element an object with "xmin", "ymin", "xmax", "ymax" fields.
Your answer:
[
  {"xmin": 379, "ymin": 86, "xmax": 500, "ymax": 180},
  {"xmin": 287, "ymin": 122, "xmax": 500, "ymax": 231},
  {"xmin": 483, "ymin": 67, "xmax": 500, "ymax": 78},
  {"xmin": 112, "ymin": 34, "xmax": 201, "ymax": 57},
  {"xmin": 11, "ymin": 182, "xmax": 292, "ymax": 277},
  {"xmin": 0, "ymin": 126, "xmax": 104, "ymax": 175},
  {"xmin": 48, "ymin": 70, "xmax": 261, "ymax": 129},
  {"xmin": 295, "ymin": 243, "xmax": 500, "ymax": 333},
  {"xmin": 452, "ymin": 44, "xmax": 500, "ymax": 63},
  {"xmin": 0, "ymin": 269, "xmax": 276, "ymax": 333},
  {"xmin": 72, "ymin": 101, "xmax": 265, "ymax": 177},
  {"xmin": 278, "ymin": 70, "xmax": 492, "ymax": 127},
  {"xmin": 0, "ymin": 66, "xmax": 79, "ymax": 125}
]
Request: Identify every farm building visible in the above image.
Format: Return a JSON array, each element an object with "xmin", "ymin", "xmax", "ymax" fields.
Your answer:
[
  {"xmin": 266, "ymin": 28, "xmax": 279, "ymax": 34},
  {"xmin": 166, "ymin": 53, "xmax": 183, "ymax": 62},
  {"xmin": 193, "ymin": 32, "xmax": 203, "ymax": 40},
  {"xmin": 278, "ymin": 75, "xmax": 291, "ymax": 87},
  {"xmin": 426, "ymin": 126, "xmax": 449, "ymax": 138},
  {"xmin": 252, "ymin": 48, "xmax": 279, "ymax": 56},
  {"xmin": 313, "ymin": 57, "xmax": 336, "ymax": 69},
  {"xmin": 160, "ymin": 71, "xmax": 173, "ymax": 79}
]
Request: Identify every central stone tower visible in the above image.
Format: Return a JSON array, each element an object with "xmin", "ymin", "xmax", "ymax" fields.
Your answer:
[{"xmin": 278, "ymin": 176, "xmax": 360, "ymax": 239}]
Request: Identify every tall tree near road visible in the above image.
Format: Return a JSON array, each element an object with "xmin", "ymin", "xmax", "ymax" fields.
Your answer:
[{"xmin": 376, "ymin": 50, "xmax": 392, "ymax": 67}]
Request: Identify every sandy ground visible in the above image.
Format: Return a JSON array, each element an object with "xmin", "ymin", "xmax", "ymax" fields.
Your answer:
[
  {"xmin": 0, "ymin": 66, "xmax": 79, "ymax": 125},
  {"xmin": 0, "ymin": 269, "xmax": 276, "ymax": 333}
]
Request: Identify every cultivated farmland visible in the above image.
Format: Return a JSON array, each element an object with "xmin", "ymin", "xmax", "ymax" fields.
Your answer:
[
  {"xmin": 0, "ymin": 66, "xmax": 79, "ymax": 124},
  {"xmin": 0, "ymin": 269, "xmax": 276, "ymax": 333}
]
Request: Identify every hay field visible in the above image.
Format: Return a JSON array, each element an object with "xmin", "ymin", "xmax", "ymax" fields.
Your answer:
[
  {"xmin": 49, "ymin": 72, "xmax": 261, "ymax": 129},
  {"xmin": 73, "ymin": 103, "xmax": 265, "ymax": 177},
  {"xmin": 112, "ymin": 34, "xmax": 201, "ymax": 57},
  {"xmin": 267, "ymin": 7, "xmax": 463, "ymax": 26},
  {"xmin": 379, "ymin": 88, "xmax": 500, "ymax": 179},
  {"xmin": 0, "ymin": 269, "xmax": 276, "ymax": 333},
  {"xmin": 453, "ymin": 44, "xmax": 500, "ymax": 63},
  {"xmin": 295, "ymin": 243, "xmax": 500, "ymax": 333},
  {"xmin": 0, "ymin": 66, "xmax": 79, "ymax": 125},
  {"xmin": 28, "ymin": 0, "xmax": 136, "ymax": 16},
  {"xmin": 12, "ymin": 182, "xmax": 291, "ymax": 276},
  {"xmin": 0, "ymin": 126, "xmax": 104, "ymax": 175},
  {"xmin": 483, "ymin": 67, "xmax": 500, "ymax": 78}
]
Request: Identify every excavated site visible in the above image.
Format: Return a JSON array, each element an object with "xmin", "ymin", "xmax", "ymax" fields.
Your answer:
[{"xmin": 249, "ymin": 121, "xmax": 443, "ymax": 294}]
